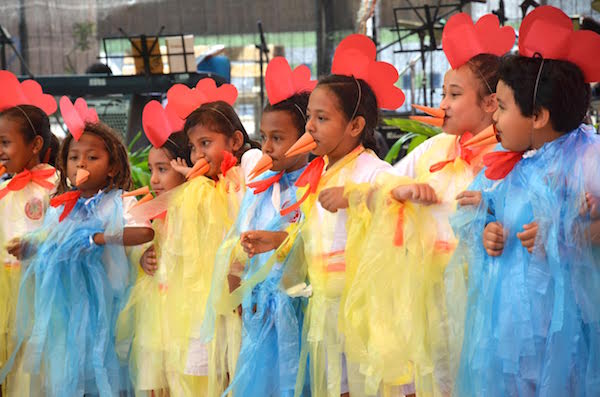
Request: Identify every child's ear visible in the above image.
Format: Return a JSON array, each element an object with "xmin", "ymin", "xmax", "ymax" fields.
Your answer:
[
  {"xmin": 482, "ymin": 93, "xmax": 498, "ymax": 114},
  {"xmin": 32, "ymin": 135, "xmax": 44, "ymax": 155},
  {"xmin": 107, "ymin": 164, "xmax": 117, "ymax": 178},
  {"xmin": 532, "ymin": 107, "xmax": 551, "ymax": 130},
  {"xmin": 231, "ymin": 130, "xmax": 244, "ymax": 152},
  {"xmin": 349, "ymin": 116, "xmax": 366, "ymax": 138}
]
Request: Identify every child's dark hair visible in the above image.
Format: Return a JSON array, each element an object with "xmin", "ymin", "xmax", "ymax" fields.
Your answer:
[
  {"xmin": 263, "ymin": 92, "xmax": 311, "ymax": 137},
  {"xmin": 160, "ymin": 130, "xmax": 192, "ymax": 166},
  {"xmin": 465, "ymin": 53, "xmax": 502, "ymax": 101},
  {"xmin": 0, "ymin": 105, "xmax": 60, "ymax": 166},
  {"xmin": 498, "ymin": 54, "xmax": 590, "ymax": 133},
  {"xmin": 316, "ymin": 75, "xmax": 379, "ymax": 152},
  {"xmin": 56, "ymin": 122, "xmax": 133, "ymax": 194},
  {"xmin": 183, "ymin": 101, "xmax": 261, "ymax": 160}
]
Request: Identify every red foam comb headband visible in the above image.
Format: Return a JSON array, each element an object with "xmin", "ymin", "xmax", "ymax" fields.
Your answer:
[
  {"xmin": 266, "ymin": 57, "xmax": 317, "ymax": 105},
  {"xmin": 166, "ymin": 78, "xmax": 238, "ymax": 120},
  {"xmin": 142, "ymin": 100, "xmax": 185, "ymax": 148},
  {"xmin": 59, "ymin": 96, "xmax": 99, "ymax": 141},
  {"xmin": 518, "ymin": 5, "xmax": 600, "ymax": 83},
  {"xmin": 331, "ymin": 34, "xmax": 405, "ymax": 110},
  {"xmin": 442, "ymin": 13, "xmax": 515, "ymax": 69},
  {"xmin": 0, "ymin": 70, "xmax": 57, "ymax": 115}
]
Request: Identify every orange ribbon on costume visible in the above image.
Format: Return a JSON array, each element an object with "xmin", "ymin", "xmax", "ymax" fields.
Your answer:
[
  {"xmin": 50, "ymin": 190, "xmax": 81, "ymax": 222},
  {"xmin": 0, "ymin": 167, "xmax": 55, "ymax": 200},
  {"xmin": 482, "ymin": 151, "xmax": 524, "ymax": 180},
  {"xmin": 220, "ymin": 151, "xmax": 238, "ymax": 177},
  {"xmin": 393, "ymin": 205, "xmax": 405, "ymax": 247},
  {"xmin": 280, "ymin": 157, "xmax": 325, "ymax": 216},
  {"xmin": 247, "ymin": 170, "xmax": 285, "ymax": 195},
  {"xmin": 429, "ymin": 132, "xmax": 483, "ymax": 173}
]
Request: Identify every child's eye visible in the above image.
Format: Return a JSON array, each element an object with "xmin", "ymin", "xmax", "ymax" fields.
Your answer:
[
  {"xmin": 318, "ymin": 116, "xmax": 325, "ymax": 121},
  {"xmin": 68, "ymin": 155, "xmax": 78, "ymax": 161},
  {"xmin": 88, "ymin": 156, "xmax": 98, "ymax": 161},
  {"xmin": 202, "ymin": 140, "xmax": 211, "ymax": 147},
  {"xmin": 158, "ymin": 167, "xmax": 167, "ymax": 173}
]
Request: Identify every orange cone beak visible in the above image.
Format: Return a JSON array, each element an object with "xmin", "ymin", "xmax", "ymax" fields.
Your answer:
[
  {"xmin": 75, "ymin": 169, "xmax": 90, "ymax": 187},
  {"xmin": 248, "ymin": 154, "xmax": 273, "ymax": 180},
  {"xmin": 121, "ymin": 185, "xmax": 150, "ymax": 198},
  {"xmin": 409, "ymin": 104, "xmax": 445, "ymax": 127},
  {"xmin": 187, "ymin": 158, "xmax": 210, "ymax": 180},
  {"xmin": 132, "ymin": 193, "xmax": 154, "ymax": 208},
  {"xmin": 284, "ymin": 132, "xmax": 317, "ymax": 158},
  {"xmin": 0, "ymin": 164, "xmax": 5, "ymax": 175},
  {"xmin": 463, "ymin": 124, "xmax": 498, "ymax": 148}
]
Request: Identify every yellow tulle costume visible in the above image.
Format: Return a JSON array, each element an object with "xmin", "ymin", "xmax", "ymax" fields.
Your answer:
[
  {"xmin": 275, "ymin": 146, "xmax": 395, "ymax": 397},
  {"xmin": 117, "ymin": 165, "xmax": 246, "ymax": 397},
  {"xmin": 341, "ymin": 133, "xmax": 495, "ymax": 396},
  {"xmin": 0, "ymin": 164, "xmax": 57, "ymax": 396}
]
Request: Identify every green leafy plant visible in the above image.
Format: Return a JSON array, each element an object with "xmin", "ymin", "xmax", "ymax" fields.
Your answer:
[
  {"xmin": 65, "ymin": 21, "xmax": 95, "ymax": 74},
  {"xmin": 128, "ymin": 131, "xmax": 151, "ymax": 189},
  {"xmin": 383, "ymin": 118, "xmax": 442, "ymax": 164}
]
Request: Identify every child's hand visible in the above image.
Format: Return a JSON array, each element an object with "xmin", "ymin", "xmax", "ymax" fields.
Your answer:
[
  {"xmin": 392, "ymin": 183, "xmax": 439, "ymax": 205},
  {"xmin": 456, "ymin": 190, "xmax": 482, "ymax": 207},
  {"xmin": 483, "ymin": 221, "xmax": 505, "ymax": 256},
  {"xmin": 6, "ymin": 238, "xmax": 25, "ymax": 260},
  {"xmin": 170, "ymin": 158, "xmax": 192, "ymax": 177},
  {"xmin": 92, "ymin": 233, "xmax": 105, "ymax": 245},
  {"xmin": 586, "ymin": 193, "xmax": 599, "ymax": 219},
  {"xmin": 318, "ymin": 187, "xmax": 349, "ymax": 213},
  {"xmin": 240, "ymin": 231, "xmax": 288, "ymax": 258},
  {"xmin": 140, "ymin": 245, "xmax": 157, "ymax": 276},
  {"xmin": 229, "ymin": 260, "xmax": 245, "ymax": 277},
  {"xmin": 516, "ymin": 222, "xmax": 538, "ymax": 254}
]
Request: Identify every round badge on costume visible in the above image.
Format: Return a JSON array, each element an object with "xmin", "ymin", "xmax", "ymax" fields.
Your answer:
[{"xmin": 25, "ymin": 197, "xmax": 44, "ymax": 220}]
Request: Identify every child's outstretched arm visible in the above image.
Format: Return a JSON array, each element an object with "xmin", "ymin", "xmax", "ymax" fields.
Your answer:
[
  {"xmin": 392, "ymin": 183, "xmax": 439, "ymax": 205},
  {"xmin": 6, "ymin": 237, "xmax": 27, "ymax": 260},
  {"xmin": 240, "ymin": 230, "xmax": 288, "ymax": 258},
  {"xmin": 93, "ymin": 227, "xmax": 155, "ymax": 246},
  {"xmin": 456, "ymin": 190, "xmax": 483, "ymax": 207}
]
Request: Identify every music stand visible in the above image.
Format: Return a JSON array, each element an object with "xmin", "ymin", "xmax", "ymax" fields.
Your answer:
[
  {"xmin": 380, "ymin": 0, "xmax": 486, "ymax": 106},
  {"xmin": 0, "ymin": 24, "xmax": 33, "ymax": 77}
]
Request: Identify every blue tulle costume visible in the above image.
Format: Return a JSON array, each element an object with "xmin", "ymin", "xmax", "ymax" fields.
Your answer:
[
  {"xmin": 0, "ymin": 189, "xmax": 134, "ymax": 397},
  {"xmin": 202, "ymin": 167, "xmax": 309, "ymax": 397},
  {"xmin": 446, "ymin": 125, "xmax": 600, "ymax": 396}
]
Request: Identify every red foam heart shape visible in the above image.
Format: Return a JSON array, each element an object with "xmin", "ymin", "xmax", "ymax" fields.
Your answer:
[
  {"xmin": 331, "ymin": 34, "xmax": 405, "ymax": 110},
  {"xmin": 74, "ymin": 97, "xmax": 99, "ymax": 123},
  {"xmin": 442, "ymin": 13, "xmax": 515, "ymax": 69},
  {"xmin": 20, "ymin": 80, "xmax": 57, "ymax": 115},
  {"xmin": 143, "ymin": 100, "xmax": 171, "ymax": 148},
  {"xmin": 59, "ymin": 96, "xmax": 85, "ymax": 141},
  {"xmin": 0, "ymin": 71, "xmax": 28, "ymax": 111},
  {"xmin": 166, "ymin": 78, "xmax": 238, "ymax": 120},
  {"xmin": 474, "ymin": 14, "xmax": 516, "ymax": 59},
  {"xmin": 518, "ymin": 6, "xmax": 600, "ymax": 82},
  {"xmin": 142, "ymin": 100, "xmax": 185, "ymax": 148},
  {"xmin": 266, "ymin": 57, "xmax": 317, "ymax": 105}
]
